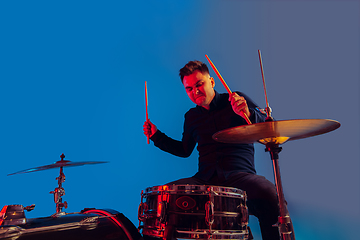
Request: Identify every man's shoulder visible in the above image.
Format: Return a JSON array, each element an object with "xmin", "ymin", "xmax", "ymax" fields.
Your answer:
[{"xmin": 185, "ymin": 106, "xmax": 199, "ymax": 116}]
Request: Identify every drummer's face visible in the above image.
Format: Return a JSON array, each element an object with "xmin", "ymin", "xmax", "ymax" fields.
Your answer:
[{"xmin": 183, "ymin": 70, "xmax": 215, "ymax": 110}]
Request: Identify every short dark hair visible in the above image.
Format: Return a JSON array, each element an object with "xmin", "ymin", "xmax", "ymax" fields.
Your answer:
[{"xmin": 179, "ymin": 60, "xmax": 210, "ymax": 83}]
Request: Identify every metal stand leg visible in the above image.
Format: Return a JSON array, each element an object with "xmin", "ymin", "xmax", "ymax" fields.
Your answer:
[{"xmin": 265, "ymin": 143, "xmax": 295, "ymax": 240}]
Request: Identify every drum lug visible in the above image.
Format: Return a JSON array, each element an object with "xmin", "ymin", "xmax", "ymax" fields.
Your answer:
[
  {"xmin": 138, "ymin": 190, "xmax": 148, "ymax": 222},
  {"xmin": 157, "ymin": 201, "xmax": 167, "ymax": 223},
  {"xmin": 205, "ymin": 201, "xmax": 214, "ymax": 226},
  {"xmin": 237, "ymin": 203, "xmax": 249, "ymax": 227},
  {"xmin": 138, "ymin": 202, "xmax": 148, "ymax": 222}
]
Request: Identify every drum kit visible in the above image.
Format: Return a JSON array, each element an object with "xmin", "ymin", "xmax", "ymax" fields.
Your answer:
[
  {"xmin": 0, "ymin": 117, "xmax": 340, "ymax": 240},
  {"xmin": 1, "ymin": 53, "xmax": 341, "ymax": 240}
]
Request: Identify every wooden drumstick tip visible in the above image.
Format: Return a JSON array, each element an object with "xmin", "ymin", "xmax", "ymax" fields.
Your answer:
[{"xmin": 205, "ymin": 54, "xmax": 232, "ymax": 94}]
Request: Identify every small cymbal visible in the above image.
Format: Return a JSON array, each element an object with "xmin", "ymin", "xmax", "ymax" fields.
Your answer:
[
  {"xmin": 212, "ymin": 119, "xmax": 340, "ymax": 145},
  {"xmin": 8, "ymin": 160, "xmax": 108, "ymax": 176}
]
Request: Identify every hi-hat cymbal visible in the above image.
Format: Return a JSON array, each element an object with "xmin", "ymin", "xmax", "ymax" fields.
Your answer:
[
  {"xmin": 212, "ymin": 119, "xmax": 340, "ymax": 145},
  {"xmin": 8, "ymin": 160, "xmax": 108, "ymax": 176}
]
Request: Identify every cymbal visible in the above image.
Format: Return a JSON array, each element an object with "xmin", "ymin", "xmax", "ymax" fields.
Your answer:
[
  {"xmin": 212, "ymin": 119, "xmax": 340, "ymax": 145},
  {"xmin": 8, "ymin": 160, "xmax": 108, "ymax": 176}
]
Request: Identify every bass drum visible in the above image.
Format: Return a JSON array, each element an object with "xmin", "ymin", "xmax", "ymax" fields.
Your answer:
[
  {"xmin": 82, "ymin": 208, "xmax": 142, "ymax": 240},
  {"xmin": 138, "ymin": 185, "xmax": 250, "ymax": 240},
  {"xmin": 0, "ymin": 206, "xmax": 142, "ymax": 240}
]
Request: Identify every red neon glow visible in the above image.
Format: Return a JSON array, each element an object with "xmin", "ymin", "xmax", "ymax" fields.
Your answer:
[
  {"xmin": 83, "ymin": 209, "xmax": 132, "ymax": 240},
  {"xmin": 0, "ymin": 206, "xmax": 8, "ymax": 226}
]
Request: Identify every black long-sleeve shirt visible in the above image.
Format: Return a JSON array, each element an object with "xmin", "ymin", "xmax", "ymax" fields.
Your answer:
[{"xmin": 151, "ymin": 91, "xmax": 267, "ymax": 182}]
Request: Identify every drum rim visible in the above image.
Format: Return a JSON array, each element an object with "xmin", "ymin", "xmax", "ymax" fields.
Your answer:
[
  {"xmin": 142, "ymin": 228, "xmax": 249, "ymax": 239},
  {"xmin": 144, "ymin": 184, "xmax": 245, "ymax": 196}
]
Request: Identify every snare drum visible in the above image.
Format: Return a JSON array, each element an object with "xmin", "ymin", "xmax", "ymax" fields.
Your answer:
[{"xmin": 138, "ymin": 185, "xmax": 250, "ymax": 239}]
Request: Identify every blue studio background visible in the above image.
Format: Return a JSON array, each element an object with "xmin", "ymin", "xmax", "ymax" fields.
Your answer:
[{"xmin": 0, "ymin": 1, "xmax": 359, "ymax": 239}]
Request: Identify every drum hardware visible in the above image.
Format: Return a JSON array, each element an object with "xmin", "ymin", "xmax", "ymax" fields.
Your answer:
[
  {"xmin": 204, "ymin": 201, "xmax": 214, "ymax": 238},
  {"xmin": 7, "ymin": 153, "xmax": 108, "ymax": 215},
  {"xmin": 23, "ymin": 204, "xmax": 35, "ymax": 212},
  {"xmin": 157, "ymin": 201, "xmax": 168, "ymax": 223},
  {"xmin": 138, "ymin": 191, "xmax": 148, "ymax": 224},
  {"xmin": 159, "ymin": 186, "xmax": 170, "ymax": 224},
  {"xmin": 204, "ymin": 200, "xmax": 214, "ymax": 225},
  {"xmin": 50, "ymin": 154, "xmax": 68, "ymax": 214},
  {"xmin": 236, "ymin": 203, "xmax": 248, "ymax": 227},
  {"xmin": 205, "ymin": 186, "xmax": 215, "ymax": 238}
]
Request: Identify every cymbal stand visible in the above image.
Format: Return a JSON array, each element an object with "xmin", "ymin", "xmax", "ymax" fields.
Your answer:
[
  {"xmin": 49, "ymin": 153, "xmax": 68, "ymax": 214},
  {"xmin": 259, "ymin": 50, "xmax": 294, "ymax": 239},
  {"xmin": 265, "ymin": 142, "xmax": 294, "ymax": 240}
]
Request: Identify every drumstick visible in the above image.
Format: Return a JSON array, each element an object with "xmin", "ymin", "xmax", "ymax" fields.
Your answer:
[
  {"xmin": 145, "ymin": 81, "xmax": 150, "ymax": 144},
  {"xmin": 205, "ymin": 55, "xmax": 232, "ymax": 94},
  {"xmin": 257, "ymin": 50, "xmax": 271, "ymax": 118},
  {"xmin": 205, "ymin": 55, "xmax": 252, "ymax": 124}
]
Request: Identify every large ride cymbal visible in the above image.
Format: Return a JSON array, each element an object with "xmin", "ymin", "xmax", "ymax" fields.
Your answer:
[
  {"xmin": 8, "ymin": 160, "xmax": 108, "ymax": 176},
  {"xmin": 212, "ymin": 119, "xmax": 340, "ymax": 145}
]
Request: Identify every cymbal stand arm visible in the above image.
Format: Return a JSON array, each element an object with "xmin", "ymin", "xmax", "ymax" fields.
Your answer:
[{"xmin": 265, "ymin": 143, "xmax": 294, "ymax": 240}]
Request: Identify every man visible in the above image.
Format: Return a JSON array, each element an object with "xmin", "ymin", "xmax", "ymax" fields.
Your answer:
[{"xmin": 143, "ymin": 60, "xmax": 281, "ymax": 239}]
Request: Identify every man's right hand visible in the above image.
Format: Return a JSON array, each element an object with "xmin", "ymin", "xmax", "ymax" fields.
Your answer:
[{"xmin": 143, "ymin": 120, "xmax": 157, "ymax": 139}]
